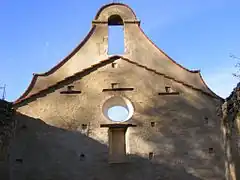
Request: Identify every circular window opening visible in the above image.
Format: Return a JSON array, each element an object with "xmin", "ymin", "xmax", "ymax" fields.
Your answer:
[
  {"xmin": 102, "ymin": 96, "xmax": 134, "ymax": 122},
  {"xmin": 107, "ymin": 106, "xmax": 129, "ymax": 122}
]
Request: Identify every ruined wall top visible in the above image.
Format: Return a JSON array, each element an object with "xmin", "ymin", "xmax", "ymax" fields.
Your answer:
[{"xmin": 0, "ymin": 100, "xmax": 15, "ymax": 158}]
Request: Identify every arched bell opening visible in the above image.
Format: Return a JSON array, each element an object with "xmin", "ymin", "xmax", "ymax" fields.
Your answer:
[{"xmin": 108, "ymin": 14, "xmax": 124, "ymax": 26}]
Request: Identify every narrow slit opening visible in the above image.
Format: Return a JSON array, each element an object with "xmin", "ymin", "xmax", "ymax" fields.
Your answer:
[{"xmin": 108, "ymin": 15, "xmax": 124, "ymax": 55}]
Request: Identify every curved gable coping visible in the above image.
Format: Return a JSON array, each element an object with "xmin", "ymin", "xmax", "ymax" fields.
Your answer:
[
  {"xmin": 13, "ymin": 55, "xmax": 223, "ymax": 106},
  {"xmin": 16, "ymin": 3, "xmax": 135, "ymax": 102},
  {"xmin": 15, "ymin": 25, "xmax": 97, "ymax": 102},
  {"xmin": 95, "ymin": 3, "xmax": 199, "ymax": 74},
  {"xmin": 14, "ymin": 3, "xmax": 222, "ymax": 105},
  {"xmin": 15, "ymin": 2, "xmax": 197, "ymax": 103},
  {"xmin": 138, "ymin": 26, "xmax": 200, "ymax": 74},
  {"xmin": 14, "ymin": 56, "xmax": 120, "ymax": 105},
  {"xmin": 94, "ymin": 3, "xmax": 137, "ymax": 20},
  {"xmin": 35, "ymin": 26, "xmax": 96, "ymax": 77},
  {"xmin": 122, "ymin": 57, "xmax": 222, "ymax": 101},
  {"xmin": 136, "ymin": 25, "xmax": 222, "ymax": 100}
]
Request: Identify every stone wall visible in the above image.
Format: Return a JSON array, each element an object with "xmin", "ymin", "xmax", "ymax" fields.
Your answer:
[
  {"xmin": 221, "ymin": 85, "xmax": 240, "ymax": 180},
  {"xmin": 11, "ymin": 58, "xmax": 225, "ymax": 180},
  {"xmin": 10, "ymin": 3, "xmax": 229, "ymax": 180},
  {"xmin": 0, "ymin": 100, "xmax": 16, "ymax": 180}
]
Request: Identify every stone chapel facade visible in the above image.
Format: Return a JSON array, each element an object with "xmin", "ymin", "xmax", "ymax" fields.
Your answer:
[{"xmin": 1, "ymin": 3, "xmax": 237, "ymax": 180}]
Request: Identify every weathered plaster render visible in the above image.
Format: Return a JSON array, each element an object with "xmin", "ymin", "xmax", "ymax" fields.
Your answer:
[{"xmin": 9, "ymin": 3, "xmax": 228, "ymax": 180}]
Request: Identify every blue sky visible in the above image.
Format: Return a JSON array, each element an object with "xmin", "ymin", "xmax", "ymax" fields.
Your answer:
[{"xmin": 0, "ymin": 0, "xmax": 240, "ymax": 102}]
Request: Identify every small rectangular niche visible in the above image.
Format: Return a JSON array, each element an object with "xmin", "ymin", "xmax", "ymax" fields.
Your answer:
[
  {"xmin": 151, "ymin": 122, "xmax": 156, "ymax": 127},
  {"xmin": 81, "ymin": 124, "xmax": 88, "ymax": 130},
  {"xmin": 158, "ymin": 86, "xmax": 179, "ymax": 95},
  {"xmin": 67, "ymin": 85, "xmax": 74, "ymax": 91},
  {"xmin": 21, "ymin": 124, "xmax": 27, "ymax": 129},
  {"xmin": 204, "ymin": 116, "xmax": 209, "ymax": 124},
  {"xmin": 208, "ymin": 148, "xmax": 214, "ymax": 154},
  {"xmin": 149, "ymin": 152, "xmax": 154, "ymax": 160},
  {"xmin": 111, "ymin": 83, "xmax": 119, "ymax": 89},
  {"xmin": 15, "ymin": 158, "xmax": 23, "ymax": 163},
  {"xmin": 79, "ymin": 153, "xmax": 85, "ymax": 161},
  {"xmin": 79, "ymin": 123, "xmax": 89, "ymax": 135},
  {"xmin": 112, "ymin": 62, "xmax": 118, "ymax": 68},
  {"xmin": 60, "ymin": 85, "xmax": 81, "ymax": 94},
  {"xmin": 165, "ymin": 86, "xmax": 172, "ymax": 93}
]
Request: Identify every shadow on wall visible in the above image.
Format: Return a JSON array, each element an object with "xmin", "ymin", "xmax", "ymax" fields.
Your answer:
[
  {"xmin": 9, "ymin": 112, "xmax": 203, "ymax": 180},
  {"xmin": 131, "ymin": 94, "xmax": 225, "ymax": 179},
  {"xmin": 10, "ymin": 56, "xmax": 225, "ymax": 179}
]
